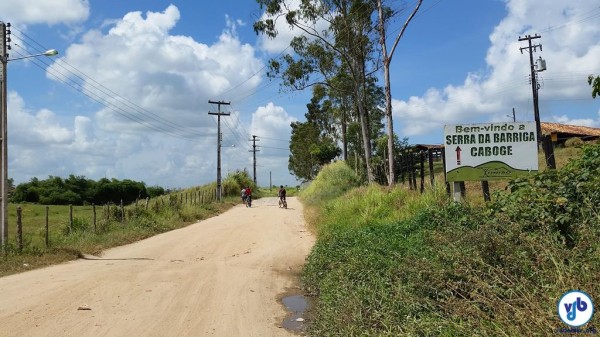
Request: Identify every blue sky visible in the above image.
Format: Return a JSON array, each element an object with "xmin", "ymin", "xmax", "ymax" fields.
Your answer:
[{"xmin": 0, "ymin": 0, "xmax": 599, "ymax": 189}]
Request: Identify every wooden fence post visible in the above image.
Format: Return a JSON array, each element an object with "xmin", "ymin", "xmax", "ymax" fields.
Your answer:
[
  {"xmin": 399, "ymin": 152, "xmax": 405, "ymax": 184},
  {"xmin": 120, "ymin": 199, "xmax": 124, "ymax": 222},
  {"xmin": 17, "ymin": 206, "xmax": 23, "ymax": 252},
  {"xmin": 420, "ymin": 151, "xmax": 425, "ymax": 193},
  {"xmin": 411, "ymin": 153, "xmax": 417, "ymax": 191},
  {"xmin": 441, "ymin": 147, "xmax": 451, "ymax": 196},
  {"xmin": 93, "ymin": 203, "xmax": 97, "ymax": 233},
  {"xmin": 145, "ymin": 197, "xmax": 149, "ymax": 210},
  {"xmin": 45, "ymin": 206, "xmax": 49, "ymax": 248},
  {"xmin": 542, "ymin": 134, "xmax": 556, "ymax": 169},
  {"xmin": 481, "ymin": 181, "xmax": 491, "ymax": 202},
  {"xmin": 428, "ymin": 149, "xmax": 435, "ymax": 187},
  {"xmin": 69, "ymin": 204, "xmax": 73, "ymax": 234}
]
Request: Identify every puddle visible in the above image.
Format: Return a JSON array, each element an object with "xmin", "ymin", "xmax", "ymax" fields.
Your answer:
[{"xmin": 281, "ymin": 294, "xmax": 310, "ymax": 333}]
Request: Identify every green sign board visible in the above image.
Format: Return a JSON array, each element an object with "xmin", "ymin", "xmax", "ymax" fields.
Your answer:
[{"xmin": 444, "ymin": 122, "xmax": 539, "ymax": 181}]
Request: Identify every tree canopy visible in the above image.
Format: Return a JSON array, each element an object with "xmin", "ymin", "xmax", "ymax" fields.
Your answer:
[
  {"xmin": 589, "ymin": 75, "xmax": 600, "ymax": 99},
  {"xmin": 255, "ymin": 0, "xmax": 420, "ymax": 184},
  {"xmin": 10, "ymin": 175, "xmax": 165, "ymax": 205}
]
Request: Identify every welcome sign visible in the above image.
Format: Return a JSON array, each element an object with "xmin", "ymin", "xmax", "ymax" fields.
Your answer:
[{"xmin": 444, "ymin": 122, "xmax": 539, "ymax": 181}]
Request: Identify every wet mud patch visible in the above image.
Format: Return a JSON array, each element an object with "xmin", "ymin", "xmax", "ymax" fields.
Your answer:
[{"xmin": 278, "ymin": 288, "xmax": 312, "ymax": 334}]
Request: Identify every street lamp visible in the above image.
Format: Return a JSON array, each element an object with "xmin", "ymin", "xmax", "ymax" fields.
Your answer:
[
  {"xmin": 10, "ymin": 49, "xmax": 58, "ymax": 61},
  {"xmin": 1, "ymin": 22, "xmax": 58, "ymax": 246}
]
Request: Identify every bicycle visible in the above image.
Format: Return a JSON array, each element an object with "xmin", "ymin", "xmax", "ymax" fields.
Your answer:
[
  {"xmin": 278, "ymin": 196, "xmax": 287, "ymax": 209},
  {"xmin": 246, "ymin": 195, "xmax": 252, "ymax": 208}
]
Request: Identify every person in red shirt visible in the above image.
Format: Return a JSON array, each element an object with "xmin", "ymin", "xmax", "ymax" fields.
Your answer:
[{"xmin": 244, "ymin": 186, "xmax": 252, "ymax": 207}]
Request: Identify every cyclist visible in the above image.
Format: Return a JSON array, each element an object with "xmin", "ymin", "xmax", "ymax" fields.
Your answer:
[
  {"xmin": 278, "ymin": 185, "xmax": 287, "ymax": 208},
  {"xmin": 245, "ymin": 186, "xmax": 252, "ymax": 207},
  {"xmin": 241, "ymin": 187, "xmax": 247, "ymax": 204}
]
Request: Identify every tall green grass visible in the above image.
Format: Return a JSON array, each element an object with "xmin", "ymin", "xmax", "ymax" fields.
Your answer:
[{"xmin": 300, "ymin": 149, "xmax": 600, "ymax": 336}]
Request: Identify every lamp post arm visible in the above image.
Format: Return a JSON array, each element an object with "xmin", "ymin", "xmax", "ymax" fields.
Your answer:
[{"xmin": 8, "ymin": 49, "xmax": 59, "ymax": 62}]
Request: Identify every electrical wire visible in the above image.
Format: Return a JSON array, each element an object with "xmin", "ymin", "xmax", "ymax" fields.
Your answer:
[{"xmin": 10, "ymin": 26, "xmax": 214, "ymax": 142}]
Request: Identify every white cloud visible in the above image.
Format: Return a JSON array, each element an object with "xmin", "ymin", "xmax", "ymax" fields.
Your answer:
[
  {"xmin": 392, "ymin": 0, "xmax": 600, "ymax": 140},
  {"xmin": 249, "ymin": 102, "xmax": 297, "ymax": 185},
  {"xmin": 48, "ymin": 4, "xmax": 263, "ymax": 134},
  {"xmin": 0, "ymin": 0, "xmax": 89, "ymax": 25},
  {"xmin": 8, "ymin": 5, "xmax": 294, "ymax": 188},
  {"xmin": 9, "ymin": 92, "xmax": 72, "ymax": 145}
]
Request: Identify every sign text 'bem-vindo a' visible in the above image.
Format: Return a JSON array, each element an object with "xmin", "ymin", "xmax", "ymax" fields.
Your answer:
[{"xmin": 444, "ymin": 122, "xmax": 539, "ymax": 181}]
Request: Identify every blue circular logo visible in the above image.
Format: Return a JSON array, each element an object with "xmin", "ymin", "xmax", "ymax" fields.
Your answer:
[{"xmin": 557, "ymin": 290, "xmax": 594, "ymax": 327}]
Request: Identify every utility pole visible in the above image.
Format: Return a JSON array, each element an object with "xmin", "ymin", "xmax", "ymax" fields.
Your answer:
[
  {"xmin": 249, "ymin": 135, "xmax": 260, "ymax": 185},
  {"xmin": 511, "ymin": 107, "xmax": 516, "ymax": 122},
  {"xmin": 519, "ymin": 34, "xmax": 543, "ymax": 143},
  {"xmin": 208, "ymin": 100, "xmax": 230, "ymax": 201},
  {"xmin": 519, "ymin": 34, "xmax": 553, "ymax": 168},
  {"xmin": 0, "ymin": 22, "xmax": 9, "ymax": 246}
]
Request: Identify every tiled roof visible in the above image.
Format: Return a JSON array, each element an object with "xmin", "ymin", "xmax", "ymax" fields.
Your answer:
[{"xmin": 541, "ymin": 122, "xmax": 600, "ymax": 136}]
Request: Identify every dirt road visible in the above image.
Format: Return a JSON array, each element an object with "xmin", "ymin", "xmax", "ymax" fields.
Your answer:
[{"xmin": 0, "ymin": 197, "xmax": 314, "ymax": 337}]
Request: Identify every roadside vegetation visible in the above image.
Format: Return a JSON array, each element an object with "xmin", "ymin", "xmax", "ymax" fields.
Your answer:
[
  {"xmin": 300, "ymin": 144, "xmax": 600, "ymax": 336},
  {"xmin": 0, "ymin": 170, "xmax": 256, "ymax": 277}
]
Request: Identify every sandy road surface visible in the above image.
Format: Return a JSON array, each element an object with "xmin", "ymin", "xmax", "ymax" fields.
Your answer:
[{"xmin": 0, "ymin": 197, "xmax": 314, "ymax": 337}]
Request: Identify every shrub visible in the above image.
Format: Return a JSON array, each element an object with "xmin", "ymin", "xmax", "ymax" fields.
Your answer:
[
  {"xmin": 564, "ymin": 137, "xmax": 584, "ymax": 148},
  {"xmin": 302, "ymin": 143, "xmax": 600, "ymax": 336}
]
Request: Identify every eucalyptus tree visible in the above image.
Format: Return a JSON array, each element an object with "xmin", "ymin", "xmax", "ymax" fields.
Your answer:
[
  {"xmin": 376, "ymin": 0, "xmax": 423, "ymax": 186},
  {"xmin": 254, "ymin": 0, "xmax": 381, "ymax": 183}
]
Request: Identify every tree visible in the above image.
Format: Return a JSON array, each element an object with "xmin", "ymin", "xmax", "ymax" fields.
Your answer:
[
  {"xmin": 589, "ymin": 75, "xmax": 600, "ymax": 99},
  {"xmin": 255, "ymin": 0, "xmax": 380, "ymax": 183},
  {"xmin": 376, "ymin": 0, "xmax": 422, "ymax": 186},
  {"xmin": 288, "ymin": 118, "xmax": 341, "ymax": 181}
]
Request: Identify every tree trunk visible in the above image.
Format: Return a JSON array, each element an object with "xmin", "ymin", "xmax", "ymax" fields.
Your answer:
[
  {"xmin": 355, "ymin": 68, "xmax": 374, "ymax": 183},
  {"xmin": 377, "ymin": 0, "xmax": 422, "ymax": 186}
]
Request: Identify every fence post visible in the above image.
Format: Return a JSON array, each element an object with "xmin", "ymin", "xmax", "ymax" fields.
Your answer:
[
  {"xmin": 428, "ymin": 149, "xmax": 435, "ymax": 187},
  {"xmin": 441, "ymin": 147, "xmax": 451, "ymax": 196},
  {"xmin": 120, "ymin": 200, "xmax": 124, "ymax": 222},
  {"xmin": 411, "ymin": 152, "xmax": 417, "ymax": 191},
  {"xmin": 399, "ymin": 151, "xmax": 405, "ymax": 184},
  {"xmin": 17, "ymin": 206, "xmax": 23, "ymax": 252},
  {"xmin": 69, "ymin": 204, "xmax": 73, "ymax": 234},
  {"xmin": 420, "ymin": 151, "xmax": 425, "ymax": 193},
  {"xmin": 481, "ymin": 181, "xmax": 491, "ymax": 202},
  {"xmin": 93, "ymin": 203, "xmax": 97, "ymax": 233},
  {"xmin": 542, "ymin": 134, "xmax": 556, "ymax": 169},
  {"xmin": 45, "ymin": 206, "xmax": 49, "ymax": 248},
  {"xmin": 145, "ymin": 197, "xmax": 149, "ymax": 210}
]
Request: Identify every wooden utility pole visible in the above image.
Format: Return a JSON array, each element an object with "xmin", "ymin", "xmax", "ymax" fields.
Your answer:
[
  {"xmin": 519, "ymin": 34, "xmax": 542, "ymax": 143},
  {"xmin": 519, "ymin": 34, "xmax": 554, "ymax": 169},
  {"xmin": 208, "ymin": 100, "xmax": 230, "ymax": 201},
  {"xmin": 249, "ymin": 135, "xmax": 260, "ymax": 185},
  {"xmin": 0, "ymin": 22, "xmax": 8, "ymax": 246}
]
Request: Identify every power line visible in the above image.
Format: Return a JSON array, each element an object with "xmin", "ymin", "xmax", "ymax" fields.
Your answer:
[{"xmin": 10, "ymin": 26, "xmax": 209, "ymax": 141}]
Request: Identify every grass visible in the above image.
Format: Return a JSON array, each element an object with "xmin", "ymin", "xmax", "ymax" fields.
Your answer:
[
  {"xmin": 0, "ymin": 171, "xmax": 256, "ymax": 277},
  {"xmin": 299, "ymin": 144, "xmax": 600, "ymax": 336}
]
